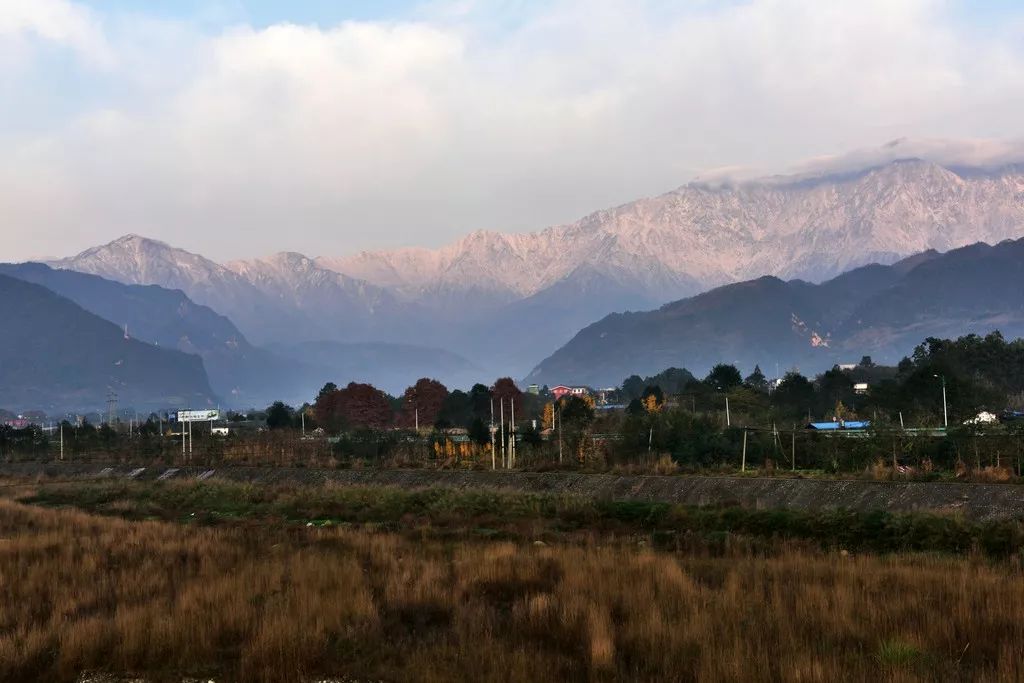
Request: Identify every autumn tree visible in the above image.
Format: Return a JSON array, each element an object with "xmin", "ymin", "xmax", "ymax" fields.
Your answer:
[
  {"xmin": 542, "ymin": 402, "xmax": 555, "ymax": 430},
  {"xmin": 558, "ymin": 395, "xmax": 596, "ymax": 461},
  {"xmin": 313, "ymin": 386, "xmax": 344, "ymax": 432},
  {"xmin": 491, "ymin": 377, "xmax": 523, "ymax": 416},
  {"xmin": 398, "ymin": 378, "xmax": 449, "ymax": 429},
  {"xmin": 314, "ymin": 382, "xmax": 393, "ymax": 432},
  {"xmin": 641, "ymin": 385, "xmax": 664, "ymax": 409},
  {"xmin": 317, "ymin": 382, "xmax": 338, "ymax": 402}
]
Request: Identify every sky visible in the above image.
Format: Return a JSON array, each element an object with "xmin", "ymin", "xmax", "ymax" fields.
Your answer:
[{"xmin": 2, "ymin": 0, "xmax": 1024, "ymax": 262}]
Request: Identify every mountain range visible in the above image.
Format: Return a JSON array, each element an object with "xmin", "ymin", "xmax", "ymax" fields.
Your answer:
[
  {"xmin": 0, "ymin": 274, "xmax": 215, "ymax": 413},
  {"xmin": 0, "ymin": 262, "xmax": 307, "ymax": 406},
  {"xmin": 48, "ymin": 159, "xmax": 1024, "ymax": 378},
  {"xmin": 0, "ymin": 152, "xmax": 1013, "ymax": 411},
  {"xmin": 526, "ymin": 238, "xmax": 1024, "ymax": 387},
  {"xmin": 0, "ymin": 263, "xmax": 481, "ymax": 411},
  {"xmin": 324, "ymin": 159, "xmax": 1024, "ymax": 297}
]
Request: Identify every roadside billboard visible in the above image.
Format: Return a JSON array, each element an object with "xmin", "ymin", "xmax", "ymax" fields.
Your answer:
[{"xmin": 176, "ymin": 409, "xmax": 220, "ymax": 423}]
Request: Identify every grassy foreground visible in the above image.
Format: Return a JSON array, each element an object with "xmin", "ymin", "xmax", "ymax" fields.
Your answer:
[
  {"xmin": 22, "ymin": 478, "xmax": 1024, "ymax": 557},
  {"xmin": 2, "ymin": 481, "xmax": 1024, "ymax": 681}
]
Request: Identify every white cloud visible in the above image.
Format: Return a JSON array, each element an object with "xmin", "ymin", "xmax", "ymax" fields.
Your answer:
[
  {"xmin": 2, "ymin": 0, "xmax": 1024, "ymax": 262},
  {"xmin": 0, "ymin": 0, "xmax": 112, "ymax": 65}
]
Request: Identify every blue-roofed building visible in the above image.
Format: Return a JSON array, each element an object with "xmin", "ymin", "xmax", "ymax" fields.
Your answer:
[{"xmin": 806, "ymin": 420, "xmax": 870, "ymax": 431}]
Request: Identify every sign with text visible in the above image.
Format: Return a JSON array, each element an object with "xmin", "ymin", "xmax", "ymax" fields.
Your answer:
[{"xmin": 176, "ymin": 409, "xmax": 220, "ymax": 423}]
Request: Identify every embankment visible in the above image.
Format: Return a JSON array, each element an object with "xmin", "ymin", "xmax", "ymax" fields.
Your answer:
[{"xmin": 2, "ymin": 462, "xmax": 1022, "ymax": 520}]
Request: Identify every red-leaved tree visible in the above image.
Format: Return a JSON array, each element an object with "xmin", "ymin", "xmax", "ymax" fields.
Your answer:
[
  {"xmin": 398, "ymin": 378, "xmax": 449, "ymax": 429},
  {"xmin": 315, "ymin": 381, "xmax": 393, "ymax": 431}
]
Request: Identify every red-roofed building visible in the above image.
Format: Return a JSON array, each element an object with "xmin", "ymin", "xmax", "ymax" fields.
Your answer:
[{"xmin": 551, "ymin": 385, "xmax": 590, "ymax": 400}]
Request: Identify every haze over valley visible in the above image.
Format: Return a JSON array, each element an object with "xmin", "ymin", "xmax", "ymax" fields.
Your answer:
[{"xmin": 5, "ymin": 152, "xmax": 1017, "ymax": 410}]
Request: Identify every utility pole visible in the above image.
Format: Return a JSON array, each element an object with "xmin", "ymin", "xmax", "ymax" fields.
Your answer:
[
  {"xmin": 490, "ymin": 398, "xmax": 496, "ymax": 470},
  {"xmin": 725, "ymin": 395, "xmax": 731, "ymax": 428},
  {"xmin": 106, "ymin": 391, "xmax": 118, "ymax": 427},
  {"xmin": 939, "ymin": 375, "xmax": 948, "ymax": 428},
  {"xmin": 741, "ymin": 429, "xmax": 748, "ymax": 472},
  {"xmin": 181, "ymin": 412, "xmax": 186, "ymax": 458},
  {"xmin": 557, "ymin": 403, "xmax": 563, "ymax": 464},
  {"xmin": 500, "ymin": 399, "xmax": 506, "ymax": 469},
  {"xmin": 509, "ymin": 398, "xmax": 515, "ymax": 469},
  {"xmin": 414, "ymin": 407, "xmax": 419, "ymax": 432},
  {"xmin": 60, "ymin": 422, "xmax": 64, "ymax": 461},
  {"xmin": 301, "ymin": 410, "xmax": 306, "ymax": 438},
  {"xmin": 791, "ymin": 429, "xmax": 795, "ymax": 471}
]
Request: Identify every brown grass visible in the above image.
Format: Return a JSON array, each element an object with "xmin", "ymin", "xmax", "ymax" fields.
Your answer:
[{"xmin": 1, "ymin": 498, "xmax": 1024, "ymax": 682}]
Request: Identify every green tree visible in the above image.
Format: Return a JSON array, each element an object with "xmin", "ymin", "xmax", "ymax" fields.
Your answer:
[
  {"xmin": 621, "ymin": 375, "xmax": 646, "ymax": 401},
  {"xmin": 705, "ymin": 364, "xmax": 743, "ymax": 390},
  {"xmin": 774, "ymin": 372, "xmax": 814, "ymax": 420},
  {"xmin": 437, "ymin": 390, "xmax": 473, "ymax": 429},
  {"xmin": 744, "ymin": 365, "xmax": 768, "ymax": 391},
  {"xmin": 266, "ymin": 401, "xmax": 293, "ymax": 430}
]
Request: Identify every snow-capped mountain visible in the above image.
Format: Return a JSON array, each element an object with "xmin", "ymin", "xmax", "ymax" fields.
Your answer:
[
  {"xmin": 50, "ymin": 236, "xmax": 401, "ymax": 346},
  {"xmin": 48, "ymin": 234, "xmax": 285, "ymax": 339},
  {"xmin": 47, "ymin": 157, "xmax": 1024, "ymax": 379},
  {"xmin": 319, "ymin": 159, "xmax": 1024, "ymax": 304}
]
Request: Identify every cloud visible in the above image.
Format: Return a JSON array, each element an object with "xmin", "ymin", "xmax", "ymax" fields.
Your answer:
[
  {"xmin": 2, "ymin": 0, "xmax": 1024, "ymax": 262},
  {"xmin": 0, "ymin": 0, "xmax": 112, "ymax": 65},
  {"xmin": 786, "ymin": 137, "xmax": 1024, "ymax": 178}
]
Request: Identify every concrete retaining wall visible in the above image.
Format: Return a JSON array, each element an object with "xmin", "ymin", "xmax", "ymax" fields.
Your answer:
[{"xmin": 3, "ymin": 463, "xmax": 1023, "ymax": 521}]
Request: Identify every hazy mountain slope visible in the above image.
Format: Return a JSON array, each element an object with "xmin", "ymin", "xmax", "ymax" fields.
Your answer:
[
  {"xmin": 0, "ymin": 274, "xmax": 215, "ymax": 413},
  {"xmin": 223, "ymin": 252, "xmax": 409, "ymax": 341},
  {"xmin": 445, "ymin": 264, "xmax": 669, "ymax": 373},
  {"xmin": 838, "ymin": 240, "xmax": 1024, "ymax": 352},
  {"xmin": 526, "ymin": 239, "xmax": 1024, "ymax": 387},
  {"xmin": 526, "ymin": 276, "xmax": 838, "ymax": 387},
  {"xmin": 0, "ymin": 263, "xmax": 318, "ymax": 406},
  {"xmin": 48, "ymin": 235, "xmax": 302, "ymax": 344},
  {"xmin": 0, "ymin": 262, "xmax": 245, "ymax": 354}
]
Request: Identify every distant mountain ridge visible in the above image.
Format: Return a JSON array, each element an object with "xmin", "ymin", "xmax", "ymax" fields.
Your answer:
[
  {"xmin": 0, "ymin": 274, "xmax": 215, "ymax": 413},
  {"xmin": 525, "ymin": 238, "xmax": 1024, "ymax": 387},
  {"xmin": 48, "ymin": 157, "xmax": 1024, "ymax": 377},
  {"xmin": 0, "ymin": 262, "xmax": 314, "ymax": 406},
  {"xmin": 320, "ymin": 159, "xmax": 1024, "ymax": 300},
  {"xmin": 0, "ymin": 263, "xmax": 486, "ymax": 408}
]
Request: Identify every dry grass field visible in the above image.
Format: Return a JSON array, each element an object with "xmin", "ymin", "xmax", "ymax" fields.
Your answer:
[{"xmin": 2, "ymin": 481, "xmax": 1024, "ymax": 682}]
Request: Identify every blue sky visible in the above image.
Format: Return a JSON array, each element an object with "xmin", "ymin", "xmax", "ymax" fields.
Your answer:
[
  {"xmin": 3, "ymin": 0, "xmax": 1024, "ymax": 261},
  {"xmin": 82, "ymin": 0, "xmax": 421, "ymax": 27},
  {"xmin": 76, "ymin": 0, "xmax": 1024, "ymax": 29}
]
